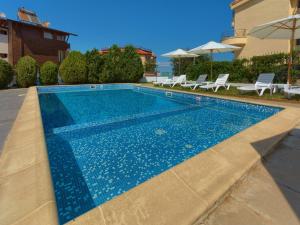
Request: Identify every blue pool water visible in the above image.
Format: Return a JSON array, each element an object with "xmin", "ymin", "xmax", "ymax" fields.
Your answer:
[{"xmin": 38, "ymin": 84, "xmax": 282, "ymax": 224}]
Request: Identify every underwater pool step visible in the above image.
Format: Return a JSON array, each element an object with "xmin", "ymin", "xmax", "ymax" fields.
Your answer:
[{"xmin": 50, "ymin": 105, "xmax": 201, "ymax": 138}]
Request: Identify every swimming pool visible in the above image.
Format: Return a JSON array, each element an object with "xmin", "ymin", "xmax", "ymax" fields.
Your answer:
[{"xmin": 38, "ymin": 84, "xmax": 282, "ymax": 224}]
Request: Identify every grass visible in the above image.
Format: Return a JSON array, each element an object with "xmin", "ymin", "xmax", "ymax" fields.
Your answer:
[{"xmin": 141, "ymin": 83, "xmax": 300, "ymax": 103}]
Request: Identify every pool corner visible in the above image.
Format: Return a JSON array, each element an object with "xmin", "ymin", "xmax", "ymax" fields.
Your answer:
[{"xmin": 0, "ymin": 87, "xmax": 59, "ymax": 225}]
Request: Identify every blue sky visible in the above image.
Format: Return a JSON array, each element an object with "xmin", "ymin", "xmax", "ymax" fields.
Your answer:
[{"xmin": 2, "ymin": 0, "xmax": 234, "ymax": 72}]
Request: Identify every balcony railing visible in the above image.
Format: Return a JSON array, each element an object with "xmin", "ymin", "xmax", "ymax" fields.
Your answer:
[{"xmin": 221, "ymin": 29, "xmax": 247, "ymax": 41}]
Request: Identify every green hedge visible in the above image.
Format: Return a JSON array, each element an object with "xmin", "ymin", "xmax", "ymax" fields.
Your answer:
[
  {"xmin": 120, "ymin": 45, "xmax": 144, "ymax": 82},
  {"xmin": 100, "ymin": 45, "xmax": 123, "ymax": 83},
  {"xmin": 86, "ymin": 49, "xmax": 104, "ymax": 83},
  {"xmin": 16, "ymin": 56, "xmax": 37, "ymax": 88},
  {"xmin": 59, "ymin": 51, "xmax": 87, "ymax": 84},
  {"xmin": 0, "ymin": 59, "xmax": 14, "ymax": 89},
  {"xmin": 186, "ymin": 52, "xmax": 298, "ymax": 83},
  {"xmin": 40, "ymin": 61, "xmax": 58, "ymax": 85},
  {"xmin": 172, "ymin": 55, "xmax": 210, "ymax": 76},
  {"xmin": 100, "ymin": 45, "xmax": 144, "ymax": 83}
]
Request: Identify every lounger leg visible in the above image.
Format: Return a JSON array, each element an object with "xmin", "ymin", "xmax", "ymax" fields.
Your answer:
[
  {"xmin": 226, "ymin": 84, "xmax": 231, "ymax": 90},
  {"xmin": 259, "ymin": 88, "xmax": 266, "ymax": 96},
  {"xmin": 214, "ymin": 86, "xmax": 220, "ymax": 92},
  {"xmin": 193, "ymin": 84, "xmax": 199, "ymax": 90}
]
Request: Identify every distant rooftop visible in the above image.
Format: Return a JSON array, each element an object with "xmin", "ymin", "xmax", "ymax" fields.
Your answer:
[{"xmin": 100, "ymin": 47, "xmax": 156, "ymax": 57}]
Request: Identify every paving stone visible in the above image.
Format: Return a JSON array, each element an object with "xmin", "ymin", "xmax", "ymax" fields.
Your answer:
[
  {"xmin": 204, "ymin": 196, "xmax": 269, "ymax": 225},
  {"xmin": 203, "ymin": 125, "xmax": 300, "ymax": 225}
]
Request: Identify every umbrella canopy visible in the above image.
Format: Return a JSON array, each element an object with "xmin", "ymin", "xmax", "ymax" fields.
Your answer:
[
  {"xmin": 188, "ymin": 41, "xmax": 240, "ymax": 80},
  {"xmin": 162, "ymin": 49, "xmax": 198, "ymax": 74},
  {"xmin": 249, "ymin": 14, "xmax": 300, "ymax": 39},
  {"xmin": 162, "ymin": 49, "xmax": 198, "ymax": 58},
  {"xmin": 249, "ymin": 14, "xmax": 300, "ymax": 84},
  {"xmin": 188, "ymin": 41, "xmax": 241, "ymax": 54}
]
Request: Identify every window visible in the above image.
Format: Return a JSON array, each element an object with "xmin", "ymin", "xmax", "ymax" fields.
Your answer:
[
  {"xmin": 296, "ymin": 39, "xmax": 300, "ymax": 46},
  {"xmin": 58, "ymin": 50, "xmax": 65, "ymax": 62},
  {"xmin": 0, "ymin": 29, "xmax": 7, "ymax": 35},
  {"xmin": 57, "ymin": 35, "xmax": 66, "ymax": 41},
  {"xmin": 0, "ymin": 53, "xmax": 8, "ymax": 59},
  {"xmin": 43, "ymin": 31, "xmax": 53, "ymax": 39}
]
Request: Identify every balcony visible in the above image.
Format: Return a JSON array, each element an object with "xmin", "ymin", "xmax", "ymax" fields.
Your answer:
[{"xmin": 221, "ymin": 29, "xmax": 247, "ymax": 46}]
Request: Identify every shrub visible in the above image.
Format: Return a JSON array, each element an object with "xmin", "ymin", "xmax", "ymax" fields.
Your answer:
[
  {"xmin": 40, "ymin": 61, "xmax": 58, "ymax": 85},
  {"xmin": 85, "ymin": 49, "xmax": 104, "ymax": 83},
  {"xmin": 121, "ymin": 45, "xmax": 144, "ymax": 82},
  {"xmin": 59, "ymin": 51, "xmax": 87, "ymax": 84},
  {"xmin": 0, "ymin": 59, "xmax": 14, "ymax": 89},
  {"xmin": 16, "ymin": 56, "xmax": 37, "ymax": 87},
  {"xmin": 144, "ymin": 58, "xmax": 156, "ymax": 74},
  {"xmin": 100, "ymin": 45, "xmax": 123, "ymax": 83}
]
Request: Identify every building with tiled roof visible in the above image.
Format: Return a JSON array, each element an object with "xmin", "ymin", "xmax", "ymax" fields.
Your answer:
[{"xmin": 0, "ymin": 7, "xmax": 76, "ymax": 65}]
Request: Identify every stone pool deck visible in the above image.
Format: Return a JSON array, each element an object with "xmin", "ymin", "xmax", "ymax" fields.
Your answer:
[
  {"xmin": 202, "ymin": 124, "xmax": 300, "ymax": 225},
  {"xmin": 0, "ymin": 86, "xmax": 300, "ymax": 225}
]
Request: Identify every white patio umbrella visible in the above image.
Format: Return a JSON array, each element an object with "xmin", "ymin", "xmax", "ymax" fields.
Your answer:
[
  {"xmin": 188, "ymin": 41, "xmax": 240, "ymax": 80},
  {"xmin": 162, "ymin": 49, "xmax": 198, "ymax": 75},
  {"xmin": 248, "ymin": 14, "xmax": 300, "ymax": 84}
]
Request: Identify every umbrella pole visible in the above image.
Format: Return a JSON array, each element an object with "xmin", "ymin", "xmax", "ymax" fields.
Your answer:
[
  {"xmin": 210, "ymin": 50, "xmax": 213, "ymax": 81},
  {"xmin": 288, "ymin": 19, "xmax": 296, "ymax": 85},
  {"xmin": 179, "ymin": 57, "xmax": 181, "ymax": 75}
]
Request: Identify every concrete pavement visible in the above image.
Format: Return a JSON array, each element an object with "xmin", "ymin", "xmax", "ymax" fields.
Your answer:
[
  {"xmin": 201, "ymin": 124, "xmax": 300, "ymax": 225},
  {"xmin": 0, "ymin": 88, "xmax": 27, "ymax": 153}
]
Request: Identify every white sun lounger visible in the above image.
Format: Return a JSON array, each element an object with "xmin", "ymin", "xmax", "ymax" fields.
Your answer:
[
  {"xmin": 153, "ymin": 78, "xmax": 172, "ymax": 86},
  {"xmin": 181, "ymin": 74, "xmax": 208, "ymax": 90},
  {"xmin": 237, "ymin": 73, "xmax": 275, "ymax": 96},
  {"xmin": 199, "ymin": 74, "xmax": 230, "ymax": 92},
  {"xmin": 153, "ymin": 77, "xmax": 170, "ymax": 86},
  {"xmin": 162, "ymin": 75, "xmax": 186, "ymax": 87},
  {"xmin": 284, "ymin": 85, "xmax": 300, "ymax": 98}
]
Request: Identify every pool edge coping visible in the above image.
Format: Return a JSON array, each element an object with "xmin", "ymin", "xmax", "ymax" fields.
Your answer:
[{"xmin": 0, "ymin": 85, "xmax": 299, "ymax": 225}]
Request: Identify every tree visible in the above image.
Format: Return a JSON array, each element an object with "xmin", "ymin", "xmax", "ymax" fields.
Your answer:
[
  {"xmin": 100, "ymin": 45, "xmax": 123, "ymax": 83},
  {"xmin": 40, "ymin": 61, "xmax": 58, "ymax": 85},
  {"xmin": 121, "ymin": 45, "xmax": 144, "ymax": 82},
  {"xmin": 16, "ymin": 56, "xmax": 37, "ymax": 87},
  {"xmin": 59, "ymin": 51, "xmax": 87, "ymax": 84},
  {"xmin": 85, "ymin": 49, "xmax": 104, "ymax": 83},
  {"xmin": 0, "ymin": 59, "xmax": 14, "ymax": 89}
]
